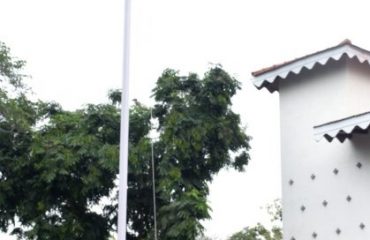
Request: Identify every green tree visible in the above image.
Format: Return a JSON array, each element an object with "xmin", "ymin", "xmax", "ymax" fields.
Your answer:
[
  {"xmin": 109, "ymin": 68, "xmax": 251, "ymax": 240},
  {"xmin": 0, "ymin": 41, "xmax": 26, "ymax": 88},
  {"xmin": 0, "ymin": 42, "xmax": 251, "ymax": 239},
  {"xmin": 228, "ymin": 200, "xmax": 282, "ymax": 240},
  {"xmin": 151, "ymin": 68, "xmax": 251, "ymax": 240},
  {"xmin": 0, "ymin": 41, "xmax": 42, "ymax": 234},
  {"xmin": 0, "ymin": 42, "xmax": 122, "ymax": 239}
]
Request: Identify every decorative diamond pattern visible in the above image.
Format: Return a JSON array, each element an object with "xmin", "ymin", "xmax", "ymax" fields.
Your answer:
[
  {"xmin": 360, "ymin": 223, "xmax": 365, "ymax": 230},
  {"xmin": 357, "ymin": 162, "xmax": 362, "ymax": 169},
  {"xmin": 301, "ymin": 205, "xmax": 306, "ymax": 212},
  {"xmin": 284, "ymin": 143, "xmax": 369, "ymax": 239}
]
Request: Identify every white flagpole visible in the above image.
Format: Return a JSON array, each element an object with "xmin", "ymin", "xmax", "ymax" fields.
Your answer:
[{"xmin": 118, "ymin": 0, "xmax": 131, "ymax": 239}]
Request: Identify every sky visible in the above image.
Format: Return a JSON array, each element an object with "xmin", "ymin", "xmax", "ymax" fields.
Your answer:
[{"xmin": 1, "ymin": 0, "xmax": 370, "ymax": 239}]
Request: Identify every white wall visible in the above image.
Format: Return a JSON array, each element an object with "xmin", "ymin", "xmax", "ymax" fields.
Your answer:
[{"xmin": 279, "ymin": 58, "xmax": 370, "ymax": 240}]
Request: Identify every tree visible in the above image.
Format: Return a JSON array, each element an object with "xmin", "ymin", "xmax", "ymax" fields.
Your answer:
[
  {"xmin": 150, "ymin": 68, "xmax": 251, "ymax": 240},
  {"xmin": 0, "ymin": 41, "xmax": 121, "ymax": 239},
  {"xmin": 0, "ymin": 41, "xmax": 26, "ymax": 88},
  {"xmin": 227, "ymin": 199, "xmax": 282, "ymax": 240},
  {"xmin": 0, "ymin": 41, "xmax": 42, "ymax": 235},
  {"xmin": 109, "ymin": 68, "xmax": 251, "ymax": 240},
  {"xmin": 0, "ymin": 41, "xmax": 251, "ymax": 239}
]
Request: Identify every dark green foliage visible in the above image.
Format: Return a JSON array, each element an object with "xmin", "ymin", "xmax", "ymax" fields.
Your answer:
[
  {"xmin": 151, "ymin": 68, "xmax": 251, "ymax": 239},
  {"xmin": 2, "ymin": 104, "xmax": 121, "ymax": 239},
  {"xmin": 126, "ymin": 102, "xmax": 155, "ymax": 240},
  {"xmin": 228, "ymin": 224, "xmax": 276, "ymax": 240},
  {"xmin": 0, "ymin": 42, "xmax": 26, "ymax": 88},
  {"xmin": 0, "ymin": 42, "xmax": 251, "ymax": 239},
  {"xmin": 0, "ymin": 42, "xmax": 121, "ymax": 239},
  {"xmin": 228, "ymin": 224, "xmax": 283, "ymax": 240},
  {"xmin": 227, "ymin": 200, "xmax": 282, "ymax": 240},
  {"xmin": 0, "ymin": 42, "xmax": 36, "ymax": 234}
]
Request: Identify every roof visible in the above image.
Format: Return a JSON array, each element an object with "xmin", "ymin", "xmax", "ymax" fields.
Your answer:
[
  {"xmin": 313, "ymin": 111, "xmax": 370, "ymax": 142},
  {"xmin": 251, "ymin": 40, "xmax": 370, "ymax": 92}
]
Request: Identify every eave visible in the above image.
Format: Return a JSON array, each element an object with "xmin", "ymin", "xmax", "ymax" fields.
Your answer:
[
  {"xmin": 313, "ymin": 111, "xmax": 370, "ymax": 142},
  {"xmin": 251, "ymin": 40, "xmax": 370, "ymax": 92}
]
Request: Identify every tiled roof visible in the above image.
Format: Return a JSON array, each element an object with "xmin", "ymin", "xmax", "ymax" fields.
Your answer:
[{"xmin": 251, "ymin": 40, "xmax": 370, "ymax": 92}]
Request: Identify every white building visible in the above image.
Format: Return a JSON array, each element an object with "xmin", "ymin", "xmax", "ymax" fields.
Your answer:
[{"xmin": 251, "ymin": 40, "xmax": 370, "ymax": 240}]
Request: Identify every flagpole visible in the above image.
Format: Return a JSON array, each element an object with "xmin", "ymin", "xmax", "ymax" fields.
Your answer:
[{"xmin": 118, "ymin": 0, "xmax": 131, "ymax": 239}]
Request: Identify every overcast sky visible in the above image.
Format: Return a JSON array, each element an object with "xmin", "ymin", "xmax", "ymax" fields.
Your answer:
[{"xmin": 1, "ymin": 0, "xmax": 370, "ymax": 239}]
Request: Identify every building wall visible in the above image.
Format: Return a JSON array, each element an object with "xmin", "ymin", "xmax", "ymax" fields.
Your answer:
[{"xmin": 279, "ymin": 58, "xmax": 370, "ymax": 240}]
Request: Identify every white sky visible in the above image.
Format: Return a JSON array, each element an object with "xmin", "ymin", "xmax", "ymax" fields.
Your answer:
[{"xmin": 1, "ymin": 0, "xmax": 370, "ymax": 239}]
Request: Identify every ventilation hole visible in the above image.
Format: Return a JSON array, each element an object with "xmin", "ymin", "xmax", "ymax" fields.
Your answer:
[
  {"xmin": 357, "ymin": 162, "xmax": 362, "ymax": 169},
  {"xmin": 290, "ymin": 237, "xmax": 296, "ymax": 240},
  {"xmin": 322, "ymin": 200, "xmax": 328, "ymax": 207},
  {"xmin": 360, "ymin": 223, "xmax": 365, "ymax": 230},
  {"xmin": 336, "ymin": 228, "xmax": 341, "ymax": 235},
  {"xmin": 312, "ymin": 232, "xmax": 317, "ymax": 238},
  {"xmin": 289, "ymin": 179, "xmax": 294, "ymax": 186},
  {"xmin": 301, "ymin": 205, "xmax": 306, "ymax": 212},
  {"xmin": 333, "ymin": 168, "xmax": 339, "ymax": 175},
  {"xmin": 311, "ymin": 174, "xmax": 316, "ymax": 180},
  {"xmin": 346, "ymin": 195, "xmax": 352, "ymax": 202}
]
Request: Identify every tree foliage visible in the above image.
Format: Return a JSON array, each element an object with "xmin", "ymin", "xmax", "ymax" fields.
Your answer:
[
  {"xmin": 0, "ymin": 42, "xmax": 38, "ymax": 235},
  {"xmin": 228, "ymin": 223, "xmax": 281, "ymax": 240},
  {"xmin": 227, "ymin": 200, "xmax": 282, "ymax": 240},
  {"xmin": 0, "ymin": 41, "xmax": 26, "ymax": 88},
  {"xmin": 0, "ymin": 42, "xmax": 251, "ymax": 240},
  {"xmin": 151, "ymin": 68, "xmax": 251, "ymax": 239}
]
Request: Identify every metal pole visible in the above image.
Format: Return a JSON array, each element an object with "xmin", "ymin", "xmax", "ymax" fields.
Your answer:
[
  {"xmin": 118, "ymin": 0, "xmax": 131, "ymax": 239},
  {"xmin": 150, "ymin": 109, "xmax": 158, "ymax": 240}
]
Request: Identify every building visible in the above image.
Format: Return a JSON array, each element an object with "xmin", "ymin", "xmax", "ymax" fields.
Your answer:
[{"xmin": 251, "ymin": 40, "xmax": 370, "ymax": 239}]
